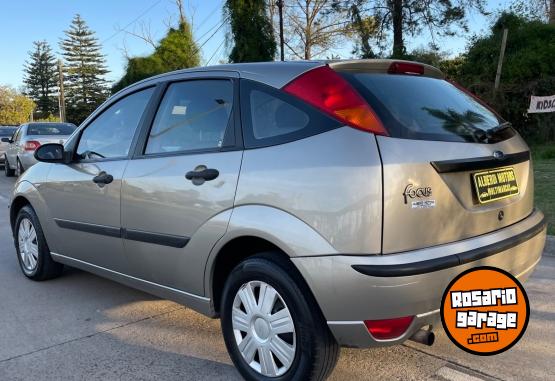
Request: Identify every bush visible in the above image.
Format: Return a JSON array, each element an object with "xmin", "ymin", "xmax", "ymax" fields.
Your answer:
[{"xmin": 453, "ymin": 13, "xmax": 555, "ymax": 142}]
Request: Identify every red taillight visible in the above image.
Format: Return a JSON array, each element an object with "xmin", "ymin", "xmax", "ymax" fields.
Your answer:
[
  {"xmin": 24, "ymin": 141, "xmax": 41, "ymax": 151},
  {"xmin": 388, "ymin": 62, "xmax": 425, "ymax": 76},
  {"xmin": 364, "ymin": 316, "xmax": 414, "ymax": 340},
  {"xmin": 282, "ymin": 66, "xmax": 387, "ymax": 135}
]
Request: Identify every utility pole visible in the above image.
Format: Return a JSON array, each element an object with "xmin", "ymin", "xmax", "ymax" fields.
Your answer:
[
  {"xmin": 58, "ymin": 59, "xmax": 66, "ymax": 122},
  {"xmin": 550, "ymin": 0, "xmax": 555, "ymax": 25},
  {"xmin": 277, "ymin": 0, "xmax": 285, "ymax": 61},
  {"xmin": 494, "ymin": 28, "xmax": 509, "ymax": 93}
]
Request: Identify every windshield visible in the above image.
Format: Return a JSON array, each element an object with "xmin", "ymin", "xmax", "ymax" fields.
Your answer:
[
  {"xmin": 27, "ymin": 123, "xmax": 76, "ymax": 136},
  {"xmin": 340, "ymin": 73, "xmax": 514, "ymax": 143}
]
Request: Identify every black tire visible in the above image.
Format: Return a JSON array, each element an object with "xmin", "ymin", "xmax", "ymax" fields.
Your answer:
[
  {"xmin": 16, "ymin": 158, "xmax": 24, "ymax": 176},
  {"xmin": 14, "ymin": 205, "xmax": 63, "ymax": 281},
  {"xmin": 221, "ymin": 253, "xmax": 339, "ymax": 381},
  {"xmin": 4, "ymin": 156, "xmax": 15, "ymax": 177}
]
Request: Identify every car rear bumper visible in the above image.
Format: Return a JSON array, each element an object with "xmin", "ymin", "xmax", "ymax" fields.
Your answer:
[{"xmin": 291, "ymin": 209, "xmax": 546, "ymax": 348}]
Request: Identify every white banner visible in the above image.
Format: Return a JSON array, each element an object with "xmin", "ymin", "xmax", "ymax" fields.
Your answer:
[{"xmin": 528, "ymin": 95, "xmax": 555, "ymax": 114}]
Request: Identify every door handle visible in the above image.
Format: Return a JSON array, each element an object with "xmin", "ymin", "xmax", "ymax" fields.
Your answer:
[
  {"xmin": 185, "ymin": 167, "xmax": 219, "ymax": 182},
  {"xmin": 92, "ymin": 171, "xmax": 114, "ymax": 186}
]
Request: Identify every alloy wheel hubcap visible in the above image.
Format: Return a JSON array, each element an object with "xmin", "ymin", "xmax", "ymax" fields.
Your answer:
[
  {"xmin": 18, "ymin": 218, "xmax": 38, "ymax": 272},
  {"xmin": 232, "ymin": 281, "xmax": 296, "ymax": 377}
]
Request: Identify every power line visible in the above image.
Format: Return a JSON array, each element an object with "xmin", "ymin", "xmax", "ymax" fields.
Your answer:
[
  {"xmin": 194, "ymin": 1, "xmax": 224, "ymax": 33},
  {"xmin": 205, "ymin": 38, "xmax": 225, "ymax": 66},
  {"xmin": 193, "ymin": 16, "xmax": 230, "ymax": 57},
  {"xmin": 101, "ymin": 0, "xmax": 163, "ymax": 44},
  {"xmin": 195, "ymin": 18, "xmax": 226, "ymax": 46}
]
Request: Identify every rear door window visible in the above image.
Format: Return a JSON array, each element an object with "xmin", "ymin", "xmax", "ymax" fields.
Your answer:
[
  {"xmin": 340, "ymin": 73, "xmax": 513, "ymax": 143},
  {"xmin": 241, "ymin": 80, "xmax": 340, "ymax": 148},
  {"xmin": 145, "ymin": 80, "xmax": 234, "ymax": 155}
]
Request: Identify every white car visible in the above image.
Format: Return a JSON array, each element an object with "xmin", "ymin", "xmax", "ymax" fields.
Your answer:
[{"xmin": 2, "ymin": 122, "xmax": 76, "ymax": 176}]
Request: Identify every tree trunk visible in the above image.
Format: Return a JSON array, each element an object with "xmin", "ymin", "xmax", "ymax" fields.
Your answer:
[
  {"xmin": 550, "ymin": 0, "xmax": 555, "ymax": 24},
  {"xmin": 305, "ymin": 0, "xmax": 311, "ymax": 60},
  {"xmin": 391, "ymin": 0, "xmax": 405, "ymax": 57}
]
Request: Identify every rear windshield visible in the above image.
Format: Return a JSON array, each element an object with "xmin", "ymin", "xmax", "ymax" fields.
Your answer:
[
  {"xmin": 27, "ymin": 123, "xmax": 76, "ymax": 136},
  {"xmin": 341, "ymin": 73, "xmax": 513, "ymax": 143},
  {"xmin": 0, "ymin": 127, "xmax": 16, "ymax": 137}
]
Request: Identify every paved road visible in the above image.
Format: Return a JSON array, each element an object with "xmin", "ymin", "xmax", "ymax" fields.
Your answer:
[{"xmin": 0, "ymin": 174, "xmax": 553, "ymax": 381}]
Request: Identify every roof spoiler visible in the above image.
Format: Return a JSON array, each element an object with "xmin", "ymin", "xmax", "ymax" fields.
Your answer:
[{"xmin": 328, "ymin": 59, "xmax": 445, "ymax": 79}]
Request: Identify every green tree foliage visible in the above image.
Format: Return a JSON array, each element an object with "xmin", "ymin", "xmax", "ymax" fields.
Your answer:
[
  {"xmin": 112, "ymin": 20, "xmax": 200, "ymax": 93},
  {"xmin": 455, "ymin": 13, "xmax": 555, "ymax": 141},
  {"xmin": 508, "ymin": 0, "xmax": 551, "ymax": 22},
  {"xmin": 224, "ymin": 0, "xmax": 276, "ymax": 62},
  {"xmin": 348, "ymin": 0, "xmax": 378, "ymax": 58},
  {"xmin": 406, "ymin": 47, "xmax": 447, "ymax": 67},
  {"xmin": 23, "ymin": 41, "xmax": 58, "ymax": 119},
  {"xmin": 0, "ymin": 86, "xmax": 35, "ymax": 125},
  {"xmin": 61, "ymin": 14, "xmax": 109, "ymax": 125},
  {"xmin": 342, "ymin": 0, "xmax": 487, "ymax": 58}
]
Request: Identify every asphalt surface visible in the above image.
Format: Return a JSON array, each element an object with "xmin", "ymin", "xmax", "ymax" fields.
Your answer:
[{"xmin": 0, "ymin": 173, "xmax": 554, "ymax": 381}]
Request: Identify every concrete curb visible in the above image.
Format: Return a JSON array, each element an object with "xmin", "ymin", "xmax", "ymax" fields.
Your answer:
[{"xmin": 545, "ymin": 235, "xmax": 555, "ymax": 256}]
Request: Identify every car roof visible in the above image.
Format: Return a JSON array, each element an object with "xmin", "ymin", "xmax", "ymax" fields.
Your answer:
[
  {"xmin": 125, "ymin": 60, "xmax": 324, "ymax": 93},
  {"xmin": 126, "ymin": 59, "xmax": 444, "ymax": 92}
]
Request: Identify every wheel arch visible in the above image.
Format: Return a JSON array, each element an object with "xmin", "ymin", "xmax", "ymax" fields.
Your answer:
[
  {"xmin": 209, "ymin": 236, "xmax": 291, "ymax": 315},
  {"xmin": 10, "ymin": 195, "xmax": 31, "ymax": 233},
  {"xmin": 204, "ymin": 205, "xmax": 338, "ymax": 315},
  {"xmin": 9, "ymin": 180, "xmax": 51, "ymax": 240}
]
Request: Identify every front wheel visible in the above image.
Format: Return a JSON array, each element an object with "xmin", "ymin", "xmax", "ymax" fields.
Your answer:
[
  {"xmin": 15, "ymin": 205, "xmax": 63, "ymax": 281},
  {"xmin": 221, "ymin": 254, "xmax": 339, "ymax": 381}
]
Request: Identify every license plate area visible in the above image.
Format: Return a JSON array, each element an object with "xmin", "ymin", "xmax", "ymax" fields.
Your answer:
[{"xmin": 473, "ymin": 167, "xmax": 519, "ymax": 204}]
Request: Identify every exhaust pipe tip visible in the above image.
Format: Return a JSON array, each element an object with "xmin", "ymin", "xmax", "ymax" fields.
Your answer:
[{"xmin": 409, "ymin": 328, "xmax": 435, "ymax": 346}]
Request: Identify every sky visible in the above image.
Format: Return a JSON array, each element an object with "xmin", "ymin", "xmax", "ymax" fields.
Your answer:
[{"xmin": 0, "ymin": 0, "xmax": 508, "ymax": 89}]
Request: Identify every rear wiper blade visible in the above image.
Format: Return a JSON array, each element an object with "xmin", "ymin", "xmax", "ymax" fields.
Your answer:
[
  {"xmin": 472, "ymin": 128, "xmax": 488, "ymax": 142},
  {"xmin": 486, "ymin": 122, "xmax": 512, "ymax": 137}
]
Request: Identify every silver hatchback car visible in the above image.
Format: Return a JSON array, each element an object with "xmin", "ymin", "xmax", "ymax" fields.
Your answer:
[
  {"xmin": 9, "ymin": 60, "xmax": 546, "ymax": 380},
  {"xmin": 2, "ymin": 122, "xmax": 76, "ymax": 177}
]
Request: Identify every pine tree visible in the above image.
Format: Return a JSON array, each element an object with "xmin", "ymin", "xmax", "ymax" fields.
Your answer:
[
  {"xmin": 23, "ymin": 41, "xmax": 58, "ymax": 118},
  {"xmin": 225, "ymin": 0, "xmax": 276, "ymax": 63},
  {"xmin": 61, "ymin": 14, "xmax": 109, "ymax": 124}
]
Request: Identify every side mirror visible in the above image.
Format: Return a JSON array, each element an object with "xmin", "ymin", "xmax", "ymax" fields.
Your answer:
[
  {"xmin": 34, "ymin": 143, "xmax": 66, "ymax": 163},
  {"xmin": 1, "ymin": 137, "xmax": 11, "ymax": 143}
]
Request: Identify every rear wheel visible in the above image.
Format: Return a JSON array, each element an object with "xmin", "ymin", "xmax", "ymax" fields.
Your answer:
[
  {"xmin": 221, "ymin": 254, "xmax": 339, "ymax": 381},
  {"xmin": 15, "ymin": 205, "xmax": 63, "ymax": 281},
  {"xmin": 15, "ymin": 158, "xmax": 24, "ymax": 176},
  {"xmin": 4, "ymin": 156, "xmax": 14, "ymax": 177}
]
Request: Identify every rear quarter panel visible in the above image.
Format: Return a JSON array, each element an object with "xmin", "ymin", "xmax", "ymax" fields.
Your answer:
[{"xmin": 234, "ymin": 127, "xmax": 382, "ymax": 254}]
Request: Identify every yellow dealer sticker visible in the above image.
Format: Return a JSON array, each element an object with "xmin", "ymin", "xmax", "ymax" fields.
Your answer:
[{"xmin": 473, "ymin": 167, "xmax": 518, "ymax": 204}]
